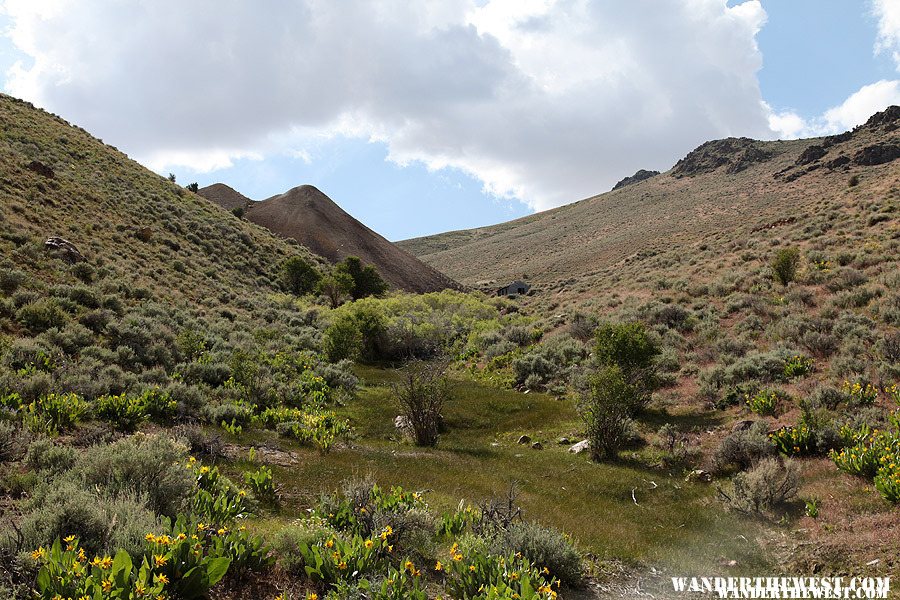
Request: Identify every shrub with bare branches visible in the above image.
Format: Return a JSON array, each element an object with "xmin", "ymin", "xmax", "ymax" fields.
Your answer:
[{"xmin": 393, "ymin": 358, "xmax": 452, "ymax": 447}]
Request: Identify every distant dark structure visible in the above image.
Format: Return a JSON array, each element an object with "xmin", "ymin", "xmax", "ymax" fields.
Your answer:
[{"xmin": 497, "ymin": 280, "xmax": 530, "ymax": 297}]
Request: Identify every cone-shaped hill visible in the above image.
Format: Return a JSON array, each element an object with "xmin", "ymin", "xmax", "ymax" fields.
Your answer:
[{"xmin": 199, "ymin": 183, "xmax": 461, "ymax": 293}]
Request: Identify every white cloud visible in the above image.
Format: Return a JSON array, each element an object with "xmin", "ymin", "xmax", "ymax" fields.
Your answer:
[
  {"xmin": 0, "ymin": 0, "xmax": 796, "ymax": 210},
  {"xmin": 767, "ymin": 80, "xmax": 900, "ymax": 139},
  {"xmin": 873, "ymin": 0, "xmax": 900, "ymax": 69}
]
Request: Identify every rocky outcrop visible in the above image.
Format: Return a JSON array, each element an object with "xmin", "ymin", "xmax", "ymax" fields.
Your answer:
[
  {"xmin": 672, "ymin": 138, "xmax": 774, "ymax": 177},
  {"xmin": 26, "ymin": 160, "xmax": 54, "ymax": 178},
  {"xmin": 853, "ymin": 143, "xmax": 900, "ymax": 166},
  {"xmin": 612, "ymin": 169, "xmax": 659, "ymax": 191}
]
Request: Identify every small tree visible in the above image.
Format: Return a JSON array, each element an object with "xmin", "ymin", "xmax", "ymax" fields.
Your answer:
[
  {"xmin": 336, "ymin": 256, "xmax": 388, "ymax": 300},
  {"xmin": 167, "ymin": 173, "xmax": 176, "ymax": 182},
  {"xmin": 231, "ymin": 206, "xmax": 245, "ymax": 219},
  {"xmin": 281, "ymin": 256, "xmax": 322, "ymax": 296},
  {"xmin": 317, "ymin": 271, "xmax": 354, "ymax": 308},
  {"xmin": 771, "ymin": 247, "xmax": 801, "ymax": 286},
  {"xmin": 186, "ymin": 182, "xmax": 199, "ymax": 193},
  {"xmin": 393, "ymin": 358, "xmax": 451, "ymax": 447},
  {"xmin": 579, "ymin": 365, "xmax": 634, "ymax": 461},
  {"xmin": 323, "ymin": 314, "xmax": 363, "ymax": 362},
  {"xmin": 593, "ymin": 321, "xmax": 659, "ymax": 413}
]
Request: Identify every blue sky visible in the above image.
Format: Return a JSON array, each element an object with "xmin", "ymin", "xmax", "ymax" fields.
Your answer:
[{"xmin": 2, "ymin": 1, "xmax": 899, "ymax": 240}]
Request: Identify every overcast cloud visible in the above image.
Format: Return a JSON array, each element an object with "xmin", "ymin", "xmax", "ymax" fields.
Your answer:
[{"xmin": 2, "ymin": 0, "xmax": 899, "ymax": 210}]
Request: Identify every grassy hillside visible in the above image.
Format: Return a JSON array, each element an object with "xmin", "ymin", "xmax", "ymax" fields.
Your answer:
[{"xmin": 399, "ymin": 112, "xmax": 899, "ymax": 311}]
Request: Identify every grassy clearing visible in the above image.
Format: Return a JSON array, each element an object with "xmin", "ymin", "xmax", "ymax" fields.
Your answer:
[{"xmin": 244, "ymin": 366, "xmax": 772, "ymax": 574}]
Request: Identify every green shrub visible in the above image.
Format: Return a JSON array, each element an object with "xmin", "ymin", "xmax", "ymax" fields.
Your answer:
[
  {"xmin": 771, "ymin": 247, "xmax": 801, "ymax": 286},
  {"xmin": 0, "ymin": 268, "xmax": 26, "ymax": 294},
  {"xmin": 745, "ymin": 389, "xmax": 784, "ymax": 416},
  {"xmin": 24, "ymin": 438, "xmax": 77, "ymax": 474},
  {"xmin": 323, "ymin": 314, "xmax": 364, "ymax": 362},
  {"xmin": 95, "ymin": 393, "xmax": 148, "ymax": 432},
  {"xmin": 493, "ymin": 521, "xmax": 583, "ymax": 587},
  {"xmin": 769, "ymin": 424, "xmax": 815, "ymax": 456},
  {"xmin": 578, "ymin": 365, "xmax": 635, "ymax": 461},
  {"xmin": 782, "ymin": 354, "xmax": 814, "ymax": 378},
  {"xmin": 73, "ymin": 434, "xmax": 194, "ymax": 516},
  {"xmin": 442, "ymin": 543, "xmax": 558, "ymax": 600},
  {"xmin": 243, "ymin": 465, "xmax": 277, "ymax": 504},
  {"xmin": 714, "ymin": 422, "xmax": 773, "ymax": 472},
  {"xmin": 281, "ymin": 256, "xmax": 322, "ymax": 296},
  {"xmin": 16, "ymin": 298, "xmax": 68, "ymax": 333},
  {"xmin": 22, "ymin": 393, "xmax": 89, "ymax": 434},
  {"xmin": 723, "ymin": 458, "xmax": 799, "ymax": 514}
]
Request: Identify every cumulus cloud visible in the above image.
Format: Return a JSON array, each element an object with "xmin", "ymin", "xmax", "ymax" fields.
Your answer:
[
  {"xmin": 0, "ymin": 0, "xmax": 801, "ymax": 209},
  {"xmin": 767, "ymin": 80, "xmax": 900, "ymax": 139},
  {"xmin": 873, "ymin": 0, "xmax": 900, "ymax": 69}
]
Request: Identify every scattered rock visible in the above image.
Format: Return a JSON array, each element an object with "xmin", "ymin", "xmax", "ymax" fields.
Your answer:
[
  {"xmin": 685, "ymin": 469, "xmax": 712, "ymax": 483},
  {"xmin": 531, "ymin": 441, "xmax": 543, "ymax": 450},
  {"xmin": 568, "ymin": 440, "xmax": 590, "ymax": 454},
  {"xmin": 517, "ymin": 434, "xmax": 532, "ymax": 445},
  {"xmin": 795, "ymin": 144, "xmax": 827, "ymax": 166},
  {"xmin": 44, "ymin": 237, "xmax": 85, "ymax": 263},
  {"xmin": 612, "ymin": 169, "xmax": 660, "ymax": 191},
  {"xmin": 853, "ymin": 143, "xmax": 900, "ymax": 166},
  {"xmin": 394, "ymin": 415, "xmax": 411, "ymax": 430},
  {"xmin": 556, "ymin": 437, "xmax": 570, "ymax": 445},
  {"xmin": 26, "ymin": 160, "xmax": 54, "ymax": 178},
  {"xmin": 822, "ymin": 131, "xmax": 853, "ymax": 147}
]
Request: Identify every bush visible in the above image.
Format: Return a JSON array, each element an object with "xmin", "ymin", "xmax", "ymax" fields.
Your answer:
[
  {"xmin": 771, "ymin": 247, "xmax": 801, "ymax": 286},
  {"xmin": 22, "ymin": 393, "xmax": 89, "ymax": 434},
  {"xmin": 578, "ymin": 365, "xmax": 635, "ymax": 461},
  {"xmin": 713, "ymin": 421, "xmax": 773, "ymax": 472},
  {"xmin": 723, "ymin": 458, "xmax": 799, "ymax": 514},
  {"xmin": 16, "ymin": 298, "xmax": 68, "ymax": 333},
  {"xmin": 271, "ymin": 522, "xmax": 334, "ymax": 575},
  {"xmin": 0, "ymin": 268, "xmax": 25, "ymax": 294},
  {"xmin": 393, "ymin": 359, "xmax": 451, "ymax": 447},
  {"xmin": 745, "ymin": 389, "xmax": 784, "ymax": 416},
  {"xmin": 493, "ymin": 521, "xmax": 583, "ymax": 587},
  {"xmin": 0, "ymin": 420, "xmax": 27, "ymax": 462},
  {"xmin": 24, "ymin": 438, "xmax": 77, "ymax": 474},
  {"xmin": 94, "ymin": 393, "xmax": 148, "ymax": 432},
  {"xmin": 281, "ymin": 256, "xmax": 322, "ymax": 296},
  {"xmin": 73, "ymin": 434, "xmax": 194, "ymax": 516},
  {"xmin": 322, "ymin": 316, "xmax": 360, "ymax": 363}
]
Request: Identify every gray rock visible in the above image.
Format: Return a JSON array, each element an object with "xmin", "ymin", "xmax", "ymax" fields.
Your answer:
[
  {"xmin": 531, "ymin": 441, "xmax": 543, "ymax": 450},
  {"xmin": 686, "ymin": 469, "xmax": 712, "ymax": 483},
  {"xmin": 394, "ymin": 415, "xmax": 410, "ymax": 430},
  {"xmin": 556, "ymin": 437, "xmax": 570, "ymax": 445},
  {"xmin": 517, "ymin": 435, "xmax": 531, "ymax": 445},
  {"xmin": 568, "ymin": 440, "xmax": 590, "ymax": 454}
]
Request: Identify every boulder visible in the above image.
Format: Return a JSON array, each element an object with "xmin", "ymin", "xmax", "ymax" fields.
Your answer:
[
  {"xmin": 517, "ymin": 434, "xmax": 531, "ymax": 445},
  {"xmin": 556, "ymin": 437, "xmax": 570, "ymax": 445},
  {"xmin": 44, "ymin": 237, "xmax": 85, "ymax": 263},
  {"xmin": 394, "ymin": 415, "xmax": 411, "ymax": 430},
  {"xmin": 568, "ymin": 440, "xmax": 590, "ymax": 454},
  {"xmin": 531, "ymin": 441, "xmax": 543, "ymax": 450},
  {"xmin": 853, "ymin": 143, "xmax": 900, "ymax": 166},
  {"xmin": 731, "ymin": 420, "xmax": 755, "ymax": 433}
]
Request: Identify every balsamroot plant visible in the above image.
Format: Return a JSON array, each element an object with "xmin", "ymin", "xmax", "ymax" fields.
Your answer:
[{"xmin": 393, "ymin": 358, "xmax": 451, "ymax": 447}]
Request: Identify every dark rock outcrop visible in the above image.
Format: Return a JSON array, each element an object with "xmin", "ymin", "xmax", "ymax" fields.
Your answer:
[
  {"xmin": 796, "ymin": 145, "xmax": 827, "ymax": 166},
  {"xmin": 672, "ymin": 137, "xmax": 774, "ymax": 177},
  {"xmin": 612, "ymin": 169, "xmax": 659, "ymax": 191},
  {"xmin": 853, "ymin": 143, "xmax": 900, "ymax": 166}
]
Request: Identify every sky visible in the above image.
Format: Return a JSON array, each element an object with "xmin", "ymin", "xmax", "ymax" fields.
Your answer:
[{"xmin": 1, "ymin": 1, "xmax": 899, "ymax": 241}]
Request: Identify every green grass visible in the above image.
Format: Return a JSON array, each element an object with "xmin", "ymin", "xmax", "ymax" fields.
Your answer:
[{"xmin": 247, "ymin": 366, "xmax": 772, "ymax": 574}]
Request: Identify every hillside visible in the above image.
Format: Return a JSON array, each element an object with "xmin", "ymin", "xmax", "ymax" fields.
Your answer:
[
  {"xmin": 399, "ymin": 109, "xmax": 900, "ymax": 311},
  {"xmin": 0, "ymin": 94, "xmax": 327, "ymax": 314},
  {"xmin": 199, "ymin": 183, "xmax": 461, "ymax": 294}
]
